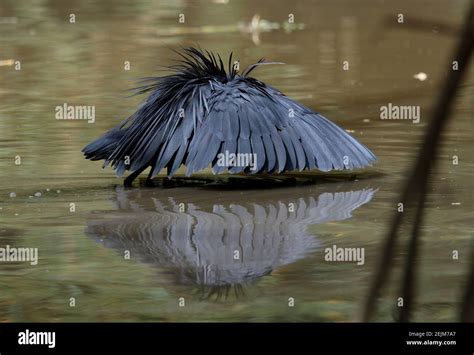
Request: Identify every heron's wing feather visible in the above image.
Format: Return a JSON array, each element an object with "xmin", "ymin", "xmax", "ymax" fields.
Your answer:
[
  {"xmin": 101, "ymin": 78, "xmax": 212, "ymax": 177},
  {"xmin": 185, "ymin": 81, "xmax": 376, "ymax": 176}
]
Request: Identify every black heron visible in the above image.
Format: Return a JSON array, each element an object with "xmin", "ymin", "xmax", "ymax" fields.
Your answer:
[{"xmin": 82, "ymin": 47, "xmax": 376, "ymax": 186}]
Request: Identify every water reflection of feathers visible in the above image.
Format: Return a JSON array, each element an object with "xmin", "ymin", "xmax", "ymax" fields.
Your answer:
[{"xmin": 85, "ymin": 184, "xmax": 376, "ymax": 291}]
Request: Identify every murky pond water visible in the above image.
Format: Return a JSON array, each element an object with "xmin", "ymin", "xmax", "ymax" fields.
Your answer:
[{"xmin": 0, "ymin": 0, "xmax": 472, "ymax": 321}]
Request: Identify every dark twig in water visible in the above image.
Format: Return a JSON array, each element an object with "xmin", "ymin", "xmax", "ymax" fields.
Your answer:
[
  {"xmin": 460, "ymin": 245, "xmax": 474, "ymax": 322},
  {"xmin": 359, "ymin": 3, "xmax": 473, "ymax": 322},
  {"xmin": 398, "ymin": 190, "xmax": 426, "ymax": 322}
]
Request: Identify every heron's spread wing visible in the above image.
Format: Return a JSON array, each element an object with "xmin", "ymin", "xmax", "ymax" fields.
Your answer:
[{"xmin": 185, "ymin": 79, "xmax": 376, "ymax": 176}]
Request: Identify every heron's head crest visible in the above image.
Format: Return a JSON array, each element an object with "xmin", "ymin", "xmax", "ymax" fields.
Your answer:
[{"xmin": 169, "ymin": 47, "xmax": 284, "ymax": 83}]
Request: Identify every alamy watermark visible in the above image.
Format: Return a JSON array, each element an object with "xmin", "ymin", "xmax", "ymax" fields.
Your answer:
[
  {"xmin": 0, "ymin": 245, "xmax": 38, "ymax": 265},
  {"xmin": 55, "ymin": 103, "xmax": 95, "ymax": 123},
  {"xmin": 324, "ymin": 244, "xmax": 365, "ymax": 265},
  {"xmin": 380, "ymin": 103, "xmax": 420, "ymax": 124},
  {"xmin": 216, "ymin": 150, "xmax": 257, "ymax": 171},
  {"xmin": 18, "ymin": 329, "xmax": 55, "ymax": 349}
]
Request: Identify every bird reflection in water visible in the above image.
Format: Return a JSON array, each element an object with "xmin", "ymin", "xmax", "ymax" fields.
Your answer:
[{"xmin": 85, "ymin": 181, "xmax": 376, "ymax": 299}]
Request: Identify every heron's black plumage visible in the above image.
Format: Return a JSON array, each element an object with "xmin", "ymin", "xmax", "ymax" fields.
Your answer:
[{"xmin": 82, "ymin": 47, "xmax": 376, "ymax": 185}]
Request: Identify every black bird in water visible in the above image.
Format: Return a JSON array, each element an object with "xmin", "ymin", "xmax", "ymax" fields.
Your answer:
[{"xmin": 83, "ymin": 47, "xmax": 376, "ymax": 186}]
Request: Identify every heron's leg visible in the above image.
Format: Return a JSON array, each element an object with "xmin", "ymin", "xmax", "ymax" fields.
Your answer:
[
  {"xmin": 145, "ymin": 152, "xmax": 161, "ymax": 187},
  {"xmin": 124, "ymin": 166, "xmax": 148, "ymax": 187},
  {"xmin": 145, "ymin": 169, "xmax": 155, "ymax": 187}
]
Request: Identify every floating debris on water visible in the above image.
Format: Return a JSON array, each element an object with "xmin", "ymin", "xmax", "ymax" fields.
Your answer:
[
  {"xmin": 155, "ymin": 15, "xmax": 305, "ymax": 46},
  {"xmin": 9, "ymin": 192, "xmax": 16, "ymax": 198},
  {"xmin": 34, "ymin": 192, "xmax": 42, "ymax": 197},
  {"xmin": 0, "ymin": 59, "xmax": 15, "ymax": 67},
  {"xmin": 413, "ymin": 72, "xmax": 428, "ymax": 81}
]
